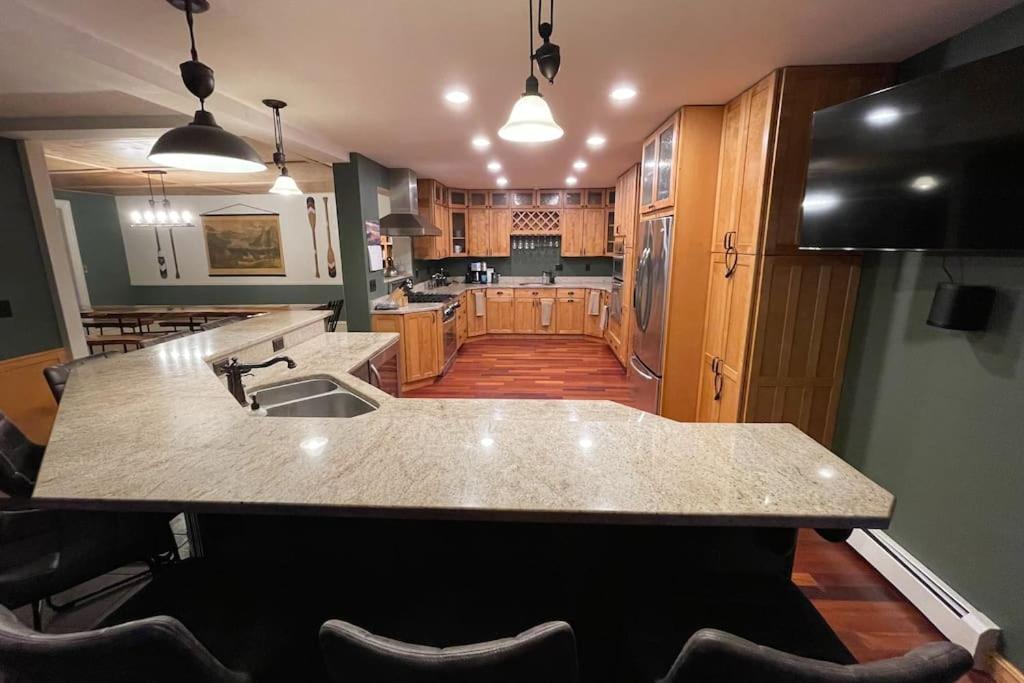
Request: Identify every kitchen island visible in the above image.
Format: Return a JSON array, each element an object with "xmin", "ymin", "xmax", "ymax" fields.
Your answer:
[{"xmin": 31, "ymin": 311, "xmax": 894, "ymax": 680}]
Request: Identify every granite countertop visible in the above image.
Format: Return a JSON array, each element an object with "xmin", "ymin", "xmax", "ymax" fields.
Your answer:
[
  {"xmin": 34, "ymin": 312, "xmax": 894, "ymax": 528},
  {"xmin": 372, "ymin": 277, "xmax": 613, "ymax": 314}
]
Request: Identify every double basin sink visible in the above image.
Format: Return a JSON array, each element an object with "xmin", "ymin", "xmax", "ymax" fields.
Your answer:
[{"xmin": 251, "ymin": 378, "xmax": 376, "ymax": 418}]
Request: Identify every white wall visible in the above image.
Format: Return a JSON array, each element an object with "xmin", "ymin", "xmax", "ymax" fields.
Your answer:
[{"xmin": 116, "ymin": 193, "xmax": 340, "ymax": 286}]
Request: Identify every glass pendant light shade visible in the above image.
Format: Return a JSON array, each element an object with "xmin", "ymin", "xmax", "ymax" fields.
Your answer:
[
  {"xmin": 498, "ymin": 76, "xmax": 563, "ymax": 143},
  {"xmin": 149, "ymin": 110, "xmax": 266, "ymax": 173},
  {"xmin": 269, "ymin": 167, "xmax": 302, "ymax": 195}
]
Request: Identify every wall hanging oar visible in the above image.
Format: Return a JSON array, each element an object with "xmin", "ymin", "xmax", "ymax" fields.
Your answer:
[
  {"xmin": 307, "ymin": 196, "xmax": 321, "ymax": 278},
  {"xmin": 324, "ymin": 196, "xmax": 337, "ymax": 278},
  {"xmin": 169, "ymin": 228, "xmax": 181, "ymax": 279},
  {"xmin": 154, "ymin": 227, "xmax": 168, "ymax": 279}
]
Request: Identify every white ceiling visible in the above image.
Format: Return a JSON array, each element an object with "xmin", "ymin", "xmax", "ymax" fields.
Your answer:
[{"xmin": 1, "ymin": 0, "xmax": 1017, "ymax": 189}]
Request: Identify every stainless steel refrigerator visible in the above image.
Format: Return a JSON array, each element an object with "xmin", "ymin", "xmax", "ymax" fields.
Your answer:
[{"xmin": 629, "ymin": 216, "xmax": 673, "ymax": 414}]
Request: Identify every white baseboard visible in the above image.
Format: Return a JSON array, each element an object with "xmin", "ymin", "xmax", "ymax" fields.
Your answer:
[{"xmin": 847, "ymin": 529, "xmax": 1000, "ymax": 669}]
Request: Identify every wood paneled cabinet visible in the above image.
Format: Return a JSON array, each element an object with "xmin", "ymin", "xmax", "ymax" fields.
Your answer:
[
  {"xmin": 562, "ymin": 208, "xmax": 605, "ymax": 257},
  {"xmin": 413, "ymin": 179, "xmax": 452, "ymax": 260},
  {"xmin": 556, "ymin": 296, "xmax": 585, "ymax": 334},
  {"xmin": 614, "ymin": 163, "xmax": 639, "ymax": 242},
  {"xmin": 371, "ymin": 310, "xmax": 442, "ymax": 386},
  {"xmin": 513, "ymin": 290, "xmax": 558, "ymax": 334},
  {"xmin": 584, "ymin": 290, "xmax": 608, "ymax": 338},
  {"xmin": 456, "ymin": 293, "xmax": 468, "ymax": 348},
  {"xmin": 485, "ymin": 289, "xmax": 514, "ymax": 333},
  {"xmin": 466, "ymin": 209, "xmax": 512, "ymax": 257},
  {"xmin": 467, "ymin": 290, "xmax": 487, "ymax": 337},
  {"xmin": 692, "ymin": 64, "xmax": 894, "ymax": 445},
  {"xmin": 640, "ymin": 113, "xmax": 679, "ymax": 214}
]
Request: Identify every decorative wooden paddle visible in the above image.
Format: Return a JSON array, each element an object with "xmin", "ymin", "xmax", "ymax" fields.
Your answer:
[
  {"xmin": 324, "ymin": 196, "xmax": 337, "ymax": 278},
  {"xmin": 307, "ymin": 196, "xmax": 321, "ymax": 278},
  {"xmin": 169, "ymin": 228, "xmax": 181, "ymax": 279},
  {"xmin": 154, "ymin": 228, "xmax": 168, "ymax": 279}
]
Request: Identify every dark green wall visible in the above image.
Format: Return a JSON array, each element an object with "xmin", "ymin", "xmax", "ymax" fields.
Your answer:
[
  {"xmin": 54, "ymin": 190, "xmax": 133, "ymax": 305},
  {"xmin": 333, "ymin": 154, "xmax": 388, "ymax": 331},
  {"xmin": 55, "ymin": 190, "xmax": 344, "ymax": 309},
  {"xmin": 0, "ymin": 138, "xmax": 61, "ymax": 360},
  {"xmin": 833, "ymin": 3, "xmax": 1024, "ymax": 666}
]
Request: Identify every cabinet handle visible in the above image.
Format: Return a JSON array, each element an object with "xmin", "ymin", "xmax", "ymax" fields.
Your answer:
[{"xmin": 711, "ymin": 356, "xmax": 724, "ymax": 401}]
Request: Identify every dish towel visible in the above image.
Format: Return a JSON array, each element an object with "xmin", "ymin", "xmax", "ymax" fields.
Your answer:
[
  {"xmin": 474, "ymin": 291, "xmax": 486, "ymax": 316},
  {"xmin": 587, "ymin": 290, "xmax": 601, "ymax": 316},
  {"xmin": 540, "ymin": 299, "xmax": 554, "ymax": 327},
  {"xmin": 599, "ymin": 304, "xmax": 608, "ymax": 330}
]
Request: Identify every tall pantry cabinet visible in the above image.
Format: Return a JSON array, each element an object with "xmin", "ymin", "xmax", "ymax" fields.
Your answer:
[{"xmin": 693, "ymin": 64, "xmax": 895, "ymax": 446}]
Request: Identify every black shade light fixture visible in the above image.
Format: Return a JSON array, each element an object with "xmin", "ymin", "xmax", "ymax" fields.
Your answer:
[
  {"xmin": 498, "ymin": 0, "xmax": 564, "ymax": 143},
  {"xmin": 263, "ymin": 99, "xmax": 302, "ymax": 195},
  {"xmin": 148, "ymin": 0, "xmax": 266, "ymax": 173}
]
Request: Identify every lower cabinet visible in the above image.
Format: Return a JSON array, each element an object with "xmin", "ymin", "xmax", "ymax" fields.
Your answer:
[
  {"xmin": 467, "ymin": 290, "xmax": 487, "ymax": 337},
  {"xmin": 556, "ymin": 297, "xmax": 585, "ymax": 334},
  {"xmin": 584, "ymin": 290, "xmax": 608, "ymax": 338},
  {"xmin": 485, "ymin": 290, "xmax": 515, "ymax": 333},
  {"xmin": 513, "ymin": 294, "xmax": 558, "ymax": 334},
  {"xmin": 371, "ymin": 311, "xmax": 442, "ymax": 386},
  {"xmin": 456, "ymin": 293, "xmax": 468, "ymax": 348}
]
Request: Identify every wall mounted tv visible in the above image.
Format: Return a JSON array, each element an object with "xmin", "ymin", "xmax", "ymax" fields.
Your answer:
[{"xmin": 799, "ymin": 46, "xmax": 1024, "ymax": 252}]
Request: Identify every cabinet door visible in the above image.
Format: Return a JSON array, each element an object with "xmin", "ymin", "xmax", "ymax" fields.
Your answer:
[
  {"xmin": 469, "ymin": 190, "xmax": 488, "ymax": 208},
  {"xmin": 456, "ymin": 300, "xmax": 468, "ymax": 348},
  {"xmin": 538, "ymin": 190, "xmax": 562, "ymax": 207},
  {"xmin": 585, "ymin": 189, "xmax": 605, "ymax": 207},
  {"xmin": 605, "ymin": 210, "xmax": 616, "ymax": 255},
  {"xmin": 654, "ymin": 118, "xmax": 677, "ymax": 205},
  {"xmin": 735, "ymin": 73, "xmax": 776, "ymax": 254},
  {"xmin": 485, "ymin": 299, "xmax": 514, "ymax": 333},
  {"xmin": 488, "ymin": 209, "xmax": 511, "ymax": 256},
  {"xmin": 584, "ymin": 291, "xmax": 604, "ymax": 337},
  {"xmin": 403, "ymin": 311, "xmax": 440, "ymax": 382},
  {"xmin": 640, "ymin": 136, "xmax": 656, "ymax": 208},
  {"xmin": 467, "ymin": 208, "xmax": 490, "ymax": 256},
  {"xmin": 534, "ymin": 298, "xmax": 557, "ymax": 334},
  {"xmin": 556, "ymin": 298, "xmax": 585, "ymax": 334},
  {"xmin": 433, "ymin": 204, "xmax": 450, "ymax": 258},
  {"xmin": 450, "ymin": 190, "xmax": 467, "ymax": 208},
  {"xmin": 513, "ymin": 299, "xmax": 535, "ymax": 333},
  {"xmin": 489, "ymin": 191, "xmax": 509, "ymax": 207},
  {"xmin": 582, "ymin": 208, "xmax": 605, "ymax": 256},
  {"xmin": 712, "ymin": 93, "xmax": 749, "ymax": 253},
  {"xmin": 467, "ymin": 291, "xmax": 487, "ymax": 336},
  {"xmin": 561, "ymin": 208, "xmax": 584, "ymax": 256},
  {"xmin": 511, "ymin": 190, "xmax": 535, "ymax": 207},
  {"xmin": 451, "ymin": 210, "xmax": 467, "ymax": 256},
  {"xmin": 564, "ymin": 190, "xmax": 583, "ymax": 208}
]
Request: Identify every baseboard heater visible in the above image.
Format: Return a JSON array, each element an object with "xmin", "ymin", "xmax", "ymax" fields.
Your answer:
[{"xmin": 847, "ymin": 529, "xmax": 1000, "ymax": 668}]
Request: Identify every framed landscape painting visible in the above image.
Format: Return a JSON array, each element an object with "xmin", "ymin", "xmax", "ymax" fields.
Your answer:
[{"xmin": 202, "ymin": 213, "xmax": 286, "ymax": 276}]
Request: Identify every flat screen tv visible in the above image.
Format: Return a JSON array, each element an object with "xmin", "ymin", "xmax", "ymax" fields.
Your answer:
[{"xmin": 799, "ymin": 46, "xmax": 1024, "ymax": 252}]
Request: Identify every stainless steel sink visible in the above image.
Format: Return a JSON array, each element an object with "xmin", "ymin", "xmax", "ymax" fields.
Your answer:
[
  {"xmin": 264, "ymin": 391, "xmax": 376, "ymax": 418},
  {"xmin": 252, "ymin": 378, "xmax": 340, "ymax": 406},
  {"xmin": 250, "ymin": 377, "xmax": 377, "ymax": 418}
]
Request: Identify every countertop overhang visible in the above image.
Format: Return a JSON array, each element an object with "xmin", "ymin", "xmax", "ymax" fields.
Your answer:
[{"xmin": 33, "ymin": 312, "xmax": 894, "ymax": 528}]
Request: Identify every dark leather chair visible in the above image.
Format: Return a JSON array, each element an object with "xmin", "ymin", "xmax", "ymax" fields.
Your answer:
[
  {"xmin": 42, "ymin": 352, "xmax": 117, "ymax": 404},
  {"xmin": 0, "ymin": 412, "xmax": 177, "ymax": 630},
  {"xmin": 657, "ymin": 628, "xmax": 973, "ymax": 683},
  {"xmin": 319, "ymin": 619, "xmax": 579, "ymax": 682},
  {"xmin": 0, "ymin": 603, "xmax": 250, "ymax": 683},
  {"xmin": 325, "ymin": 299, "xmax": 345, "ymax": 332}
]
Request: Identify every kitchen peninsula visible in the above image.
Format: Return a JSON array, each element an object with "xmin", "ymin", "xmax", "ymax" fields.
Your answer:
[{"xmin": 34, "ymin": 311, "xmax": 892, "ymax": 526}]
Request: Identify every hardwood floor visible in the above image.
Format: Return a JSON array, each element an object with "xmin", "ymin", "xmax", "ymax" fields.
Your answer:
[
  {"xmin": 407, "ymin": 335, "xmax": 634, "ymax": 403},
  {"xmin": 408, "ymin": 336, "xmax": 989, "ymax": 681}
]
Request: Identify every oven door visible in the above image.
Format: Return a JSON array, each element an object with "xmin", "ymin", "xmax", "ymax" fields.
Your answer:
[
  {"xmin": 610, "ymin": 281, "xmax": 624, "ymax": 323},
  {"xmin": 442, "ymin": 315, "xmax": 458, "ymax": 373},
  {"xmin": 611, "ymin": 255, "xmax": 625, "ymax": 282}
]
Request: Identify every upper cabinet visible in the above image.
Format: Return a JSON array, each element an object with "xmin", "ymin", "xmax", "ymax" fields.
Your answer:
[
  {"xmin": 489, "ymin": 191, "xmax": 509, "ymax": 208},
  {"xmin": 585, "ymin": 189, "xmax": 606, "ymax": 207},
  {"xmin": 511, "ymin": 190, "xmax": 535, "ymax": 207},
  {"xmin": 564, "ymin": 190, "xmax": 583, "ymax": 208},
  {"xmin": 640, "ymin": 112, "xmax": 679, "ymax": 214},
  {"xmin": 469, "ymin": 190, "xmax": 488, "ymax": 208},
  {"xmin": 413, "ymin": 179, "xmax": 451, "ymax": 260},
  {"xmin": 538, "ymin": 190, "xmax": 562, "ymax": 207},
  {"xmin": 614, "ymin": 163, "xmax": 639, "ymax": 246},
  {"xmin": 449, "ymin": 189, "xmax": 467, "ymax": 208}
]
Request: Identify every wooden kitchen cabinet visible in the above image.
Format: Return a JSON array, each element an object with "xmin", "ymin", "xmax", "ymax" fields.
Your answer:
[
  {"xmin": 467, "ymin": 290, "xmax": 487, "ymax": 337},
  {"xmin": 556, "ymin": 297, "xmax": 585, "ymax": 334},
  {"xmin": 639, "ymin": 112, "xmax": 679, "ymax": 214},
  {"xmin": 584, "ymin": 189, "xmax": 606, "ymax": 207},
  {"xmin": 614, "ymin": 164, "xmax": 639, "ymax": 242},
  {"xmin": 456, "ymin": 293, "xmax": 468, "ymax": 348},
  {"xmin": 449, "ymin": 189, "xmax": 467, "ymax": 208},
  {"xmin": 582, "ymin": 208, "xmax": 606, "ymax": 256},
  {"xmin": 371, "ymin": 311, "xmax": 441, "ymax": 386},
  {"xmin": 488, "ymin": 209, "xmax": 511, "ymax": 256},
  {"xmin": 513, "ymin": 299, "xmax": 535, "ymax": 333},
  {"xmin": 538, "ymin": 190, "xmax": 562, "ymax": 207},
  {"xmin": 584, "ymin": 290, "xmax": 607, "ymax": 338},
  {"xmin": 485, "ymin": 297, "xmax": 514, "ymax": 333},
  {"xmin": 563, "ymin": 190, "xmax": 583, "ymax": 208},
  {"xmin": 561, "ymin": 208, "xmax": 583, "ymax": 256},
  {"xmin": 413, "ymin": 178, "xmax": 452, "ymax": 260},
  {"xmin": 467, "ymin": 208, "xmax": 489, "ymax": 256}
]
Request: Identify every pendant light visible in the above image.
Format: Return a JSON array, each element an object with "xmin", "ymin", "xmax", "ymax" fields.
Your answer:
[
  {"xmin": 148, "ymin": 0, "xmax": 266, "ymax": 173},
  {"xmin": 264, "ymin": 99, "xmax": 302, "ymax": 195},
  {"xmin": 498, "ymin": 0, "xmax": 564, "ymax": 143},
  {"xmin": 128, "ymin": 171, "xmax": 195, "ymax": 228}
]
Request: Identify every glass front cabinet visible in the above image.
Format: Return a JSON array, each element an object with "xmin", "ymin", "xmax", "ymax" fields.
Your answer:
[{"xmin": 639, "ymin": 112, "xmax": 678, "ymax": 213}]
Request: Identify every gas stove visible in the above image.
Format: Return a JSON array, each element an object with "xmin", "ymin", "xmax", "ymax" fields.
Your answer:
[{"xmin": 405, "ymin": 292, "xmax": 454, "ymax": 303}]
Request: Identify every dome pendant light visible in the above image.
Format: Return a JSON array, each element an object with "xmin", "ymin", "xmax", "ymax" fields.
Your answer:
[
  {"xmin": 264, "ymin": 99, "xmax": 302, "ymax": 195},
  {"xmin": 498, "ymin": 0, "xmax": 564, "ymax": 143},
  {"xmin": 148, "ymin": 0, "xmax": 266, "ymax": 173}
]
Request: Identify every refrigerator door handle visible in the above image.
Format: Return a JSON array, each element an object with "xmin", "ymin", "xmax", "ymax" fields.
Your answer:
[{"xmin": 629, "ymin": 355, "xmax": 655, "ymax": 380}]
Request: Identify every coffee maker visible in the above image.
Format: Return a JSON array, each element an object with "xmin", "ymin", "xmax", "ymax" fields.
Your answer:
[{"xmin": 466, "ymin": 261, "xmax": 486, "ymax": 283}]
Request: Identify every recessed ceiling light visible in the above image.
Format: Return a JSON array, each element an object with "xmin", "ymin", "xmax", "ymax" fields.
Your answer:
[
  {"xmin": 471, "ymin": 136, "xmax": 491, "ymax": 150},
  {"xmin": 610, "ymin": 85, "xmax": 637, "ymax": 101},
  {"xmin": 487, "ymin": 160, "xmax": 502, "ymax": 172},
  {"xmin": 444, "ymin": 89, "xmax": 470, "ymax": 104},
  {"xmin": 586, "ymin": 134, "xmax": 606, "ymax": 148},
  {"xmin": 909, "ymin": 174, "xmax": 940, "ymax": 192},
  {"xmin": 496, "ymin": 176, "xmax": 508, "ymax": 187},
  {"xmin": 565, "ymin": 176, "xmax": 578, "ymax": 186},
  {"xmin": 572, "ymin": 159, "xmax": 587, "ymax": 171}
]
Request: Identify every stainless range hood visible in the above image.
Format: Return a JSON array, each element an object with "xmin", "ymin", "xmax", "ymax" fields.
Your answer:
[{"xmin": 379, "ymin": 168, "xmax": 442, "ymax": 237}]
